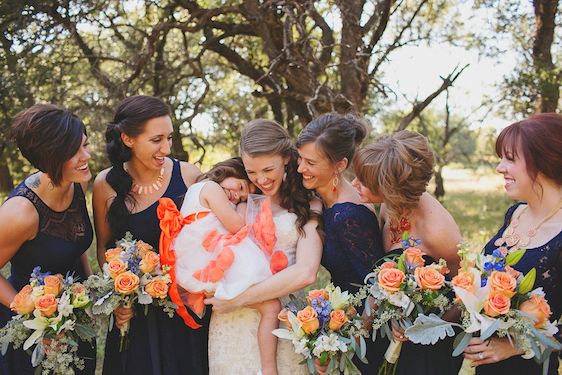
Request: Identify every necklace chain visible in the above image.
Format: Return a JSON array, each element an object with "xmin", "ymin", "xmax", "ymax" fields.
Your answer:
[{"xmin": 126, "ymin": 166, "xmax": 165, "ymax": 195}]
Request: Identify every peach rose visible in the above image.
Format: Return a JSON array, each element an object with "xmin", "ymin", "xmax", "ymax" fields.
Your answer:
[
  {"xmin": 43, "ymin": 275, "xmax": 63, "ymax": 296},
  {"xmin": 105, "ymin": 247, "xmax": 123, "ymax": 261},
  {"xmin": 484, "ymin": 291, "xmax": 511, "ymax": 317},
  {"xmin": 346, "ymin": 306, "xmax": 357, "ymax": 316},
  {"xmin": 328, "ymin": 310, "xmax": 348, "ymax": 331},
  {"xmin": 114, "ymin": 271, "xmax": 140, "ymax": 295},
  {"xmin": 136, "ymin": 241, "xmax": 153, "ymax": 257},
  {"xmin": 71, "ymin": 282, "xmax": 86, "ymax": 295},
  {"xmin": 404, "ymin": 247, "xmax": 425, "ymax": 269},
  {"xmin": 10, "ymin": 285, "xmax": 36, "ymax": 315},
  {"xmin": 452, "ymin": 270, "xmax": 475, "ymax": 294},
  {"xmin": 489, "ymin": 271, "xmax": 516, "ymax": 298},
  {"xmin": 519, "ymin": 294, "xmax": 552, "ymax": 328},
  {"xmin": 139, "ymin": 251, "xmax": 160, "ymax": 274},
  {"xmin": 35, "ymin": 294, "xmax": 58, "ymax": 317},
  {"xmin": 278, "ymin": 308, "xmax": 292, "ymax": 328},
  {"xmin": 307, "ymin": 289, "xmax": 328, "ymax": 304},
  {"xmin": 504, "ymin": 265, "xmax": 521, "ymax": 279},
  {"xmin": 145, "ymin": 278, "xmax": 169, "ymax": 299},
  {"xmin": 297, "ymin": 306, "xmax": 320, "ymax": 334},
  {"xmin": 378, "ymin": 268, "xmax": 405, "ymax": 293},
  {"xmin": 415, "ymin": 266, "xmax": 445, "ymax": 290},
  {"xmin": 381, "ymin": 261, "xmax": 397, "ymax": 269},
  {"xmin": 107, "ymin": 258, "xmax": 127, "ymax": 279}
]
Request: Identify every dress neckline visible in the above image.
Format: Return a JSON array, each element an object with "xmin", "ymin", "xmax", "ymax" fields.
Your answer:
[
  {"xmin": 22, "ymin": 177, "xmax": 78, "ymax": 214},
  {"xmin": 505, "ymin": 202, "xmax": 562, "ymax": 250},
  {"xmin": 324, "ymin": 201, "xmax": 374, "ymax": 212}
]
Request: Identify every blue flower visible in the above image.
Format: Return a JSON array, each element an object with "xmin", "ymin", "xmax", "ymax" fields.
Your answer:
[
  {"xmin": 492, "ymin": 249, "xmax": 504, "ymax": 258},
  {"xmin": 415, "ymin": 239, "xmax": 422, "ymax": 245},
  {"xmin": 493, "ymin": 262, "xmax": 505, "ymax": 272},
  {"xmin": 483, "ymin": 262, "xmax": 493, "ymax": 271},
  {"xmin": 30, "ymin": 266, "xmax": 51, "ymax": 285},
  {"xmin": 481, "ymin": 277, "xmax": 488, "ymax": 287}
]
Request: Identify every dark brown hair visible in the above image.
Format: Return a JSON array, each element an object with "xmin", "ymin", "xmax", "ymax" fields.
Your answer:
[
  {"xmin": 198, "ymin": 157, "xmax": 250, "ymax": 184},
  {"xmin": 296, "ymin": 112, "xmax": 368, "ymax": 166},
  {"xmin": 495, "ymin": 113, "xmax": 562, "ymax": 188},
  {"xmin": 11, "ymin": 104, "xmax": 86, "ymax": 185}
]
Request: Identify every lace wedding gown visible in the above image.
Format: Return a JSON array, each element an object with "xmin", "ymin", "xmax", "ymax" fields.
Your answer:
[{"xmin": 208, "ymin": 209, "xmax": 308, "ymax": 375}]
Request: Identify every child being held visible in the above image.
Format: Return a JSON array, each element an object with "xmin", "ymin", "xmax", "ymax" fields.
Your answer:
[{"xmin": 172, "ymin": 157, "xmax": 285, "ymax": 375}]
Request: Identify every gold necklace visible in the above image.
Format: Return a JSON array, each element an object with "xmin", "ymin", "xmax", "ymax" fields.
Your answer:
[
  {"xmin": 127, "ymin": 167, "xmax": 165, "ymax": 195},
  {"xmin": 495, "ymin": 200, "xmax": 562, "ymax": 253}
]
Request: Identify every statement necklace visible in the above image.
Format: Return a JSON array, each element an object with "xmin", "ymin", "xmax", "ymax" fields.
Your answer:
[
  {"xmin": 129, "ymin": 167, "xmax": 165, "ymax": 195},
  {"xmin": 495, "ymin": 201, "xmax": 562, "ymax": 253}
]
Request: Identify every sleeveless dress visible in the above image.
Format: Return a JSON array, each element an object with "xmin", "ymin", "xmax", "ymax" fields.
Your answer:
[
  {"xmin": 102, "ymin": 159, "xmax": 209, "ymax": 375},
  {"xmin": 174, "ymin": 182, "xmax": 272, "ymax": 302},
  {"xmin": 322, "ymin": 202, "xmax": 387, "ymax": 373},
  {"xmin": 207, "ymin": 208, "xmax": 308, "ymax": 375},
  {"xmin": 0, "ymin": 178, "xmax": 95, "ymax": 375},
  {"xmin": 477, "ymin": 202, "xmax": 562, "ymax": 375}
]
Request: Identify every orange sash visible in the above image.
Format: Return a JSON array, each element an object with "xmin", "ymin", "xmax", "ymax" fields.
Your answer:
[{"xmin": 157, "ymin": 198, "xmax": 209, "ymax": 329}]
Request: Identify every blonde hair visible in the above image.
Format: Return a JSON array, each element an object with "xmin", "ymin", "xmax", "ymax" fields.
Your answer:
[{"xmin": 354, "ymin": 130, "xmax": 434, "ymax": 224}]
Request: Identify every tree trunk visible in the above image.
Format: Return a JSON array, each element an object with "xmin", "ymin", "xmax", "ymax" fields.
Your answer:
[
  {"xmin": 533, "ymin": 0, "xmax": 559, "ymax": 112},
  {"xmin": 434, "ymin": 166, "xmax": 445, "ymax": 200},
  {"xmin": 0, "ymin": 158, "xmax": 13, "ymax": 193}
]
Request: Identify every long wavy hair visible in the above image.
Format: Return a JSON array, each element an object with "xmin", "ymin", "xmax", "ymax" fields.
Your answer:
[
  {"xmin": 105, "ymin": 95, "xmax": 170, "ymax": 243},
  {"xmin": 240, "ymin": 119, "xmax": 314, "ymax": 234}
]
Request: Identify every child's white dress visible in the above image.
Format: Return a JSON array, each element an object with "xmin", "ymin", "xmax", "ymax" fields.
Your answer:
[{"xmin": 174, "ymin": 181, "xmax": 272, "ymax": 302}]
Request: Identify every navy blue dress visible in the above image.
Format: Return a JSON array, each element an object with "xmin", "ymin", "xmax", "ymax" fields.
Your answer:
[
  {"xmin": 322, "ymin": 202, "xmax": 386, "ymax": 373},
  {"xmin": 477, "ymin": 202, "xmax": 562, "ymax": 375},
  {"xmin": 102, "ymin": 159, "xmax": 209, "ymax": 375},
  {"xmin": 0, "ymin": 179, "xmax": 95, "ymax": 375}
]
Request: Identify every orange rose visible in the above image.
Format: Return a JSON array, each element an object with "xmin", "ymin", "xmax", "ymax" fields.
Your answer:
[
  {"xmin": 35, "ymin": 294, "xmax": 58, "ymax": 317},
  {"xmin": 139, "ymin": 251, "xmax": 160, "ymax": 274},
  {"xmin": 381, "ymin": 261, "xmax": 397, "ymax": 269},
  {"xmin": 278, "ymin": 308, "xmax": 292, "ymax": 328},
  {"xmin": 297, "ymin": 306, "xmax": 320, "ymax": 334},
  {"xmin": 346, "ymin": 306, "xmax": 357, "ymax": 316},
  {"xmin": 136, "ymin": 241, "xmax": 153, "ymax": 257},
  {"xmin": 145, "ymin": 277, "xmax": 169, "ymax": 299},
  {"xmin": 404, "ymin": 247, "xmax": 425, "ymax": 269},
  {"xmin": 504, "ymin": 265, "xmax": 521, "ymax": 279},
  {"xmin": 378, "ymin": 268, "xmax": 405, "ymax": 293},
  {"xmin": 415, "ymin": 266, "xmax": 445, "ymax": 290},
  {"xmin": 114, "ymin": 271, "xmax": 140, "ymax": 295},
  {"xmin": 10, "ymin": 285, "xmax": 36, "ymax": 315},
  {"xmin": 328, "ymin": 310, "xmax": 348, "ymax": 331},
  {"xmin": 519, "ymin": 294, "xmax": 552, "ymax": 328},
  {"xmin": 452, "ymin": 270, "xmax": 475, "ymax": 294},
  {"xmin": 307, "ymin": 289, "xmax": 328, "ymax": 304},
  {"xmin": 484, "ymin": 291, "xmax": 511, "ymax": 317},
  {"xmin": 71, "ymin": 283, "xmax": 86, "ymax": 295},
  {"xmin": 105, "ymin": 247, "xmax": 123, "ymax": 261},
  {"xmin": 489, "ymin": 271, "xmax": 516, "ymax": 298},
  {"xmin": 107, "ymin": 258, "xmax": 127, "ymax": 279},
  {"xmin": 43, "ymin": 275, "xmax": 63, "ymax": 296}
]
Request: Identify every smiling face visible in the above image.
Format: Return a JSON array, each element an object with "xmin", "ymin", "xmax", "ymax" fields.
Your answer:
[
  {"xmin": 123, "ymin": 116, "xmax": 173, "ymax": 171},
  {"xmin": 297, "ymin": 142, "xmax": 336, "ymax": 191},
  {"xmin": 351, "ymin": 177, "xmax": 384, "ymax": 204},
  {"xmin": 61, "ymin": 134, "xmax": 92, "ymax": 183},
  {"xmin": 496, "ymin": 144, "xmax": 533, "ymax": 201},
  {"xmin": 241, "ymin": 153, "xmax": 288, "ymax": 200},
  {"xmin": 219, "ymin": 177, "xmax": 254, "ymax": 204}
]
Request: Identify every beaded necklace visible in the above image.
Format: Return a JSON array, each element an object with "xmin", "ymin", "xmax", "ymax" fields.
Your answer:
[{"xmin": 127, "ymin": 167, "xmax": 165, "ymax": 195}]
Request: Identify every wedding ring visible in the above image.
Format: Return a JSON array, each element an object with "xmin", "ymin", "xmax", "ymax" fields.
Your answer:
[
  {"xmin": 400, "ymin": 335, "xmax": 405, "ymax": 339},
  {"xmin": 478, "ymin": 352, "xmax": 484, "ymax": 360}
]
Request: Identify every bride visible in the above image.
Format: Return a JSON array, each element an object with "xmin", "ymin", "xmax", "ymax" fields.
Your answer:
[{"xmin": 205, "ymin": 119, "xmax": 323, "ymax": 374}]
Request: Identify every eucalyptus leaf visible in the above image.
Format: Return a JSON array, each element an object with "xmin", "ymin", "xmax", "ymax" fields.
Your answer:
[
  {"xmin": 404, "ymin": 313, "xmax": 460, "ymax": 345},
  {"xmin": 75, "ymin": 323, "xmax": 96, "ymax": 340},
  {"xmin": 31, "ymin": 341, "xmax": 44, "ymax": 367},
  {"xmin": 359, "ymin": 335, "xmax": 366, "ymax": 359},
  {"xmin": 1, "ymin": 341, "xmax": 8, "ymax": 356},
  {"xmin": 452, "ymin": 332, "xmax": 472, "ymax": 357},
  {"xmin": 480, "ymin": 319, "xmax": 500, "ymax": 341},
  {"xmin": 306, "ymin": 358, "xmax": 315, "ymax": 374}
]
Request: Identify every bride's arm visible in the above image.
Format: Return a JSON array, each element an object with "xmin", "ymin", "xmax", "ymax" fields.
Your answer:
[{"xmin": 205, "ymin": 201, "xmax": 323, "ymax": 312}]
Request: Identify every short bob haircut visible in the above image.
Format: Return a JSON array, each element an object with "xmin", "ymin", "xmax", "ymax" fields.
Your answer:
[
  {"xmin": 354, "ymin": 130, "xmax": 434, "ymax": 224},
  {"xmin": 495, "ymin": 113, "xmax": 562, "ymax": 190},
  {"xmin": 11, "ymin": 104, "xmax": 86, "ymax": 185}
]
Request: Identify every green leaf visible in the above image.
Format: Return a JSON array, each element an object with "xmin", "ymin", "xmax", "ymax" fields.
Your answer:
[
  {"xmin": 505, "ymin": 249, "xmax": 526, "ymax": 266},
  {"xmin": 402, "ymin": 231, "xmax": 409, "ymax": 241},
  {"xmin": 319, "ymin": 351, "xmax": 329, "ymax": 366},
  {"xmin": 452, "ymin": 331, "xmax": 472, "ymax": 357},
  {"xmin": 518, "ymin": 268, "xmax": 536, "ymax": 295},
  {"xmin": 397, "ymin": 254, "xmax": 406, "ymax": 272},
  {"xmin": 75, "ymin": 323, "xmax": 97, "ymax": 340}
]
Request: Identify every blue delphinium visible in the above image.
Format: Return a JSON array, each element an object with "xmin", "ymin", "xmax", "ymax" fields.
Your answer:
[
  {"xmin": 493, "ymin": 261, "xmax": 505, "ymax": 272},
  {"xmin": 30, "ymin": 266, "xmax": 51, "ymax": 285},
  {"xmin": 311, "ymin": 298, "xmax": 331, "ymax": 326},
  {"xmin": 481, "ymin": 277, "xmax": 488, "ymax": 287},
  {"xmin": 483, "ymin": 262, "xmax": 493, "ymax": 272},
  {"xmin": 492, "ymin": 249, "xmax": 504, "ymax": 258}
]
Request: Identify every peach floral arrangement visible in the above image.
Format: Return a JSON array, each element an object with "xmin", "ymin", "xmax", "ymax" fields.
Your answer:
[
  {"xmin": 362, "ymin": 234, "xmax": 452, "ymax": 370},
  {"xmin": 272, "ymin": 283, "xmax": 368, "ymax": 374},
  {"xmin": 449, "ymin": 243, "xmax": 561, "ymax": 373},
  {"xmin": 84, "ymin": 232, "xmax": 175, "ymax": 350},
  {"xmin": 0, "ymin": 267, "xmax": 96, "ymax": 374}
]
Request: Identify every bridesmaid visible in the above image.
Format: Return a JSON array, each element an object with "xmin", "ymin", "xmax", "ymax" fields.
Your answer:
[
  {"xmin": 352, "ymin": 130, "xmax": 462, "ymax": 374},
  {"xmin": 296, "ymin": 112, "xmax": 386, "ymax": 372},
  {"xmin": 93, "ymin": 95, "xmax": 207, "ymax": 375},
  {"xmin": 463, "ymin": 113, "xmax": 561, "ymax": 374},
  {"xmin": 0, "ymin": 104, "xmax": 95, "ymax": 375}
]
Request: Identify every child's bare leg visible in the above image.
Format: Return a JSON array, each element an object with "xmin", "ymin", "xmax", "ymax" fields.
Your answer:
[{"xmin": 254, "ymin": 299, "xmax": 281, "ymax": 375}]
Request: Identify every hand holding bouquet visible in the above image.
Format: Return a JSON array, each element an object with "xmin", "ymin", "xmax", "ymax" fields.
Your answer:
[
  {"xmin": 273, "ymin": 284, "xmax": 368, "ymax": 374},
  {"xmin": 85, "ymin": 232, "xmax": 175, "ymax": 350},
  {"xmin": 0, "ymin": 267, "xmax": 95, "ymax": 374}
]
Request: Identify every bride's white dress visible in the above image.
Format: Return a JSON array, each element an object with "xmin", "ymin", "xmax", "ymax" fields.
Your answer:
[{"xmin": 208, "ymin": 209, "xmax": 308, "ymax": 375}]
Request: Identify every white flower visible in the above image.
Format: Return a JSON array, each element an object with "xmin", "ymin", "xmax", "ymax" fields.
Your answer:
[
  {"xmin": 31, "ymin": 286, "xmax": 44, "ymax": 299},
  {"xmin": 57, "ymin": 318, "xmax": 76, "ymax": 334},
  {"xmin": 387, "ymin": 291, "xmax": 412, "ymax": 311},
  {"xmin": 328, "ymin": 286, "xmax": 350, "ymax": 310},
  {"xmin": 292, "ymin": 338, "xmax": 311, "ymax": 358},
  {"xmin": 58, "ymin": 292, "xmax": 74, "ymax": 317},
  {"xmin": 312, "ymin": 333, "xmax": 348, "ymax": 357}
]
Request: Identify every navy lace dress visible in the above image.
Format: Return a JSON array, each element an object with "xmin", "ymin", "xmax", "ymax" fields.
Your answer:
[
  {"xmin": 322, "ymin": 202, "xmax": 386, "ymax": 373},
  {"xmin": 0, "ymin": 179, "xmax": 95, "ymax": 375},
  {"xmin": 477, "ymin": 202, "xmax": 562, "ymax": 375},
  {"xmin": 102, "ymin": 159, "xmax": 209, "ymax": 375}
]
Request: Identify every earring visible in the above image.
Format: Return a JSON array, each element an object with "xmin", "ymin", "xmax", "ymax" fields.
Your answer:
[
  {"xmin": 47, "ymin": 180, "xmax": 55, "ymax": 190},
  {"xmin": 332, "ymin": 174, "xmax": 339, "ymax": 193},
  {"xmin": 283, "ymin": 166, "xmax": 287, "ymax": 182}
]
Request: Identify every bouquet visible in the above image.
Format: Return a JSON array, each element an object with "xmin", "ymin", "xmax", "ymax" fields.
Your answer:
[
  {"xmin": 0, "ymin": 267, "xmax": 96, "ymax": 375},
  {"xmin": 85, "ymin": 232, "xmax": 175, "ymax": 350},
  {"xmin": 449, "ymin": 243, "xmax": 561, "ymax": 375},
  {"xmin": 362, "ymin": 234, "xmax": 452, "ymax": 371},
  {"xmin": 272, "ymin": 283, "xmax": 368, "ymax": 374}
]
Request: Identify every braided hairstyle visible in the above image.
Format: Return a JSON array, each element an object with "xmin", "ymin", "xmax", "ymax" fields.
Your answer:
[{"xmin": 105, "ymin": 95, "xmax": 170, "ymax": 243}]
